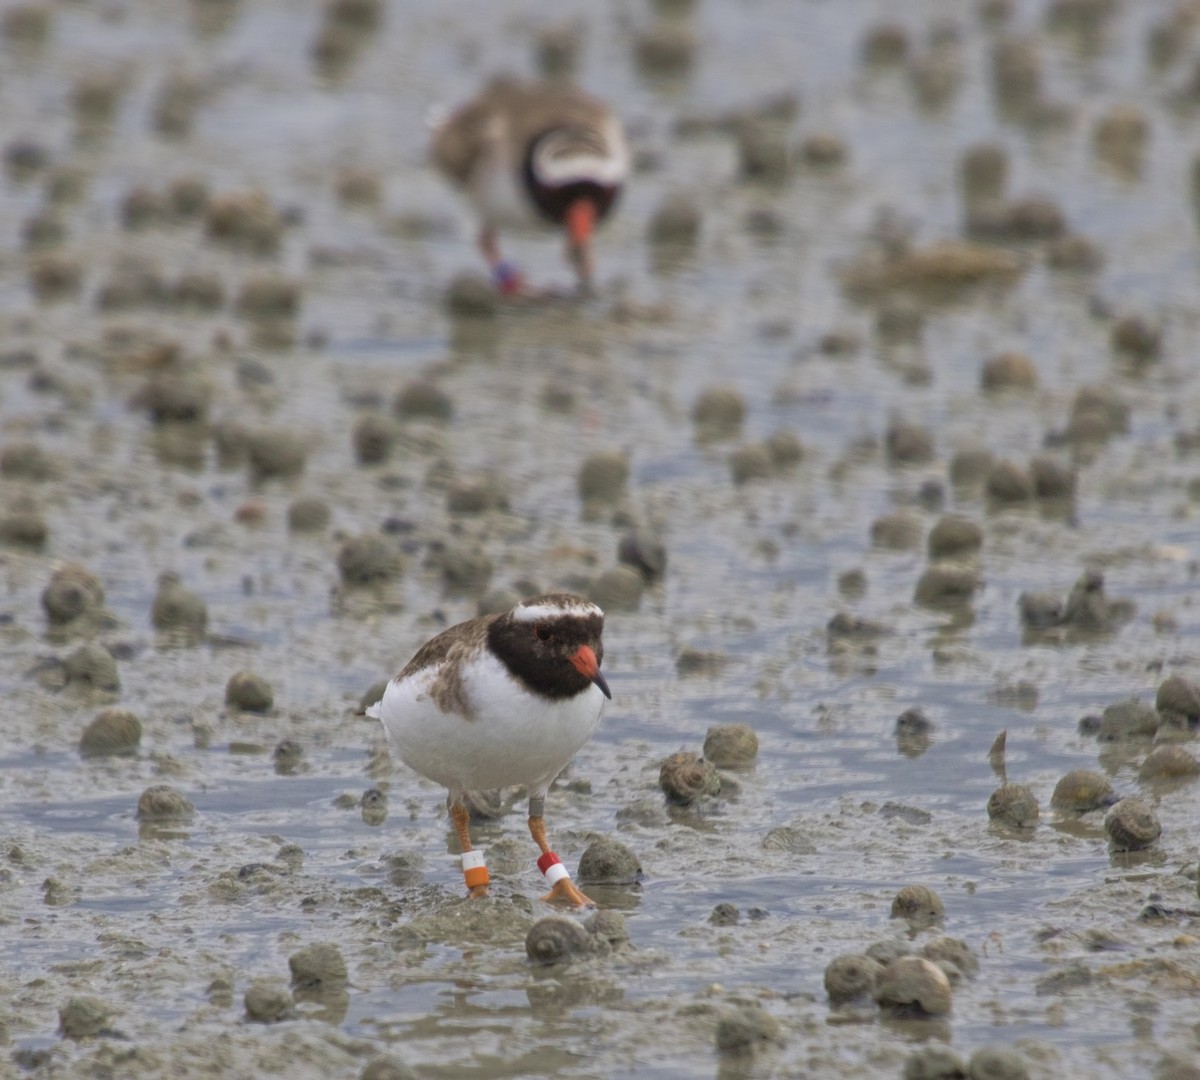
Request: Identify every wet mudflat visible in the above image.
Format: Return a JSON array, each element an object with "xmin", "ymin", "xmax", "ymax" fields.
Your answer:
[{"xmin": 1, "ymin": 1, "xmax": 1200, "ymax": 1077}]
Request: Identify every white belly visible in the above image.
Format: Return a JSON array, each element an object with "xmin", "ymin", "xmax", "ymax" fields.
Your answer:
[{"xmin": 376, "ymin": 650, "xmax": 605, "ymax": 798}]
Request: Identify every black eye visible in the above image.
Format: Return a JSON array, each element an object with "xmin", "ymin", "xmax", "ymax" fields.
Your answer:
[{"xmin": 534, "ymin": 624, "xmax": 553, "ymax": 642}]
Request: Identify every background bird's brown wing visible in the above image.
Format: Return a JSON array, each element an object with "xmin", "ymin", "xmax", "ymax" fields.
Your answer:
[{"xmin": 430, "ymin": 76, "xmax": 616, "ymax": 187}]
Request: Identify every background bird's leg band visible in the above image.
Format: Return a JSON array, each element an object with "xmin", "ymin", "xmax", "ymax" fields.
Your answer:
[
  {"xmin": 461, "ymin": 849, "xmax": 489, "ymax": 889},
  {"xmin": 536, "ymin": 850, "xmax": 570, "ymax": 886},
  {"xmin": 491, "ymin": 260, "xmax": 522, "ymax": 294}
]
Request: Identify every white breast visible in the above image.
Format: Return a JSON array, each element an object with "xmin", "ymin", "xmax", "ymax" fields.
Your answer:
[{"xmin": 375, "ymin": 649, "xmax": 606, "ymax": 799}]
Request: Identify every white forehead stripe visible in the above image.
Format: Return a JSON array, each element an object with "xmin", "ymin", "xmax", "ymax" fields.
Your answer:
[{"xmin": 513, "ymin": 600, "xmax": 604, "ymax": 623}]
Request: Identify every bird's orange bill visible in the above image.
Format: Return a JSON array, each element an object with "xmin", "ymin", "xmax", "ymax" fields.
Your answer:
[
  {"xmin": 565, "ymin": 198, "xmax": 596, "ymax": 249},
  {"xmin": 570, "ymin": 644, "xmax": 611, "ymax": 699}
]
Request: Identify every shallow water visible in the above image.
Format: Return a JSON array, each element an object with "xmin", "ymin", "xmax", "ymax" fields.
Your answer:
[{"xmin": 1, "ymin": 0, "xmax": 1200, "ymax": 1077}]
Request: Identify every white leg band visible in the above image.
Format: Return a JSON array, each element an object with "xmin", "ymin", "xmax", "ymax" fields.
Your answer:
[
  {"xmin": 461, "ymin": 850, "xmax": 486, "ymax": 870},
  {"xmin": 542, "ymin": 861, "xmax": 570, "ymax": 886}
]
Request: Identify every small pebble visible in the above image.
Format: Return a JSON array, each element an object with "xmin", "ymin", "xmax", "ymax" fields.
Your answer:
[
  {"xmin": 437, "ymin": 544, "xmax": 493, "ymax": 596},
  {"xmin": 862, "ymin": 22, "xmax": 910, "ymax": 64},
  {"xmin": 959, "ymin": 143, "xmax": 1009, "ymax": 203},
  {"xmin": 647, "ymin": 194, "xmax": 701, "ymax": 245},
  {"xmin": 691, "ymin": 386, "xmax": 746, "ymax": 441},
  {"xmin": 245, "ymin": 429, "xmax": 308, "ymax": 481},
  {"xmin": 949, "ymin": 446, "xmax": 995, "ymax": 487},
  {"xmin": 79, "ymin": 708, "xmax": 142, "ymax": 758},
  {"xmin": 1156, "ymin": 675, "xmax": 1200, "ymax": 719},
  {"xmin": 151, "ymin": 571, "xmax": 208, "ymax": 634},
  {"xmin": 274, "ymin": 739, "xmax": 304, "ymax": 775},
  {"xmin": 29, "ymin": 253, "xmax": 82, "ymax": 301},
  {"xmin": 926, "ymin": 515, "xmax": 982, "ymax": 560},
  {"xmin": 709, "ymin": 902, "xmax": 740, "ymax": 926},
  {"xmin": 225, "ymin": 670, "xmax": 274, "ymax": 712},
  {"xmin": 288, "ymin": 497, "xmax": 331, "ymax": 532},
  {"xmin": 237, "ymin": 275, "xmax": 300, "ymax": 321},
  {"xmin": 361, "ymin": 787, "xmax": 387, "ymax": 825},
  {"xmin": 873, "ymin": 956, "xmax": 952, "ymax": 1015},
  {"xmin": 42, "ymin": 564, "xmax": 105, "ymax": 625},
  {"xmin": 1060, "ymin": 569, "xmax": 1126, "ymax": 631},
  {"xmin": 729, "ymin": 443, "xmax": 773, "ymax": 485},
  {"xmin": 588, "ymin": 566, "xmax": 644, "ymax": 613},
  {"xmin": 1104, "ymin": 797, "xmax": 1161, "ymax": 851},
  {"xmin": 895, "ymin": 708, "xmax": 933, "ymax": 758},
  {"xmin": 1, "ymin": 441, "xmax": 60, "ymax": 481},
  {"xmin": 1111, "ymin": 314, "xmax": 1161, "ymax": 361},
  {"xmin": 824, "ymin": 953, "xmax": 883, "ymax": 1004},
  {"xmin": 360, "ymin": 1056, "xmax": 418, "ymax": 1080},
  {"xmin": 136, "ymin": 784, "xmax": 194, "ymax": 821},
  {"xmin": 987, "ymin": 783, "xmax": 1039, "ymax": 828},
  {"xmin": 64, "ymin": 643, "xmax": 120, "ymax": 693},
  {"xmin": 871, "ymin": 511, "xmax": 923, "ymax": 550},
  {"xmin": 921, "ymin": 936, "xmax": 979, "ymax": 979},
  {"xmin": 288, "ymin": 942, "xmax": 348, "ymax": 990},
  {"xmin": 876, "ymin": 302, "xmax": 923, "ymax": 343},
  {"xmin": 335, "ymin": 167, "xmax": 382, "ymax": 207},
  {"xmin": 903, "ymin": 1045, "xmax": 968, "ymax": 1080},
  {"xmin": 633, "ymin": 23, "xmax": 698, "ymax": 76},
  {"xmin": 1139, "ymin": 745, "xmax": 1200, "ymax": 781},
  {"xmin": 1093, "ymin": 104, "xmax": 1149, "ymax": 174},
  {"xmin": 1050, "ymin": 769, "xmax": 1115, "ymax": 811},
  {"xmin": 617, "ymin": 529, "xmax": 667, "ymax": 581},
  {"xmin": 658, "ymin": 752, "xmax": 721, "ymax": 805},
  {"xmin": 0, "ymin": 510, "xmax": 48, "ymax": 549},
  {"xmin": 885, "ymin": 419, "xmax": 934, "ymax": 465},
  {"xmin": 713, "ymin": 1004, "xmax": 784, "ymax": 1055},
  {"xmin": 1029, "ymin": 456, "xmax": 1076, "ymax": 499},
  {"xmin": 534, "ymin": 23, "xmax": 581, "ymax": 77},
  {"xmin": 243, "ymin": 981, "xmax": 294, "ymax": 1023},
  {"xmin": 578, "ymin": 451, "xmax": 629, "ymax": 503},
  {"xmin": 800, "ymin": 132, "xmax": 847, "ymax": 166},
  {"xmin": 914, "ymin": 566, "xmax": 979, "ymax": 607},
  {"xmin": 1098, "ymin": 698, "xmax": 1159, "ymax": 741},
  {"xmin": 525, "ymin": 915, "xmax": 596, "ymax": 965},
  {"xmin": 393, "ymin": 379, "xmax": 453, "ymax": 421},
  {"xmin": 891, "ymin": 884, "xmax": 945, "ymax": 926},
  {"xmin": 985, "ymin": 459, "xmax": 1033, "ymax": 501},
  {"xmin": 171, "ymin": 271, "xmax": 224, "ymax": 311},
  {"xmin": 1046, "ymin": 233, "xmax": 1103, "ymax": 271},
  {"xmin": 702, "ymin": 723, "xmax": 759, "ymax": 767},
  {"xmin": 968, "ymin": 1045, "xmax": 1030, "ymax": 1080},
  {"xmin": 58, "ymin": 996, "xmax": 112, "ymax": 1040},
  {"xmin": 446, "ymin": 474, "xmax": 508, "ymax": 515},
  {"xmin": 338, "ymin": 534, "xmax": 403, "ymax": 585},
  {"xmin": 134, "ymin": 372, "xmax": 213, "ymax": 423},
  {"xmin": 205, "ymin": 190, "xmax": 284, "ymax": 255},
  {"xmin": 981, "ymin": 351, "xmax": 1037, "ymax": 391},
  {"xmin": 352, "ymin": 413, "xmax": 399, "ymax": 465},
  {"xmin": 577, "ymin": 837, "xmax": 642, "ymax": 885},
  {"xmin": 442, "ymin": 273, "xmax": 498, "ymax": 318}
]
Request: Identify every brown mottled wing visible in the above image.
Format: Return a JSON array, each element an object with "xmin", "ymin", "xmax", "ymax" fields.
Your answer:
[
  {"xmin": 430, "ymin": 76, "xmax": 617, "ymax": 188},
  {"xmin": 393, "ymin": 613, "xmax": 497, "ymax": 719}
]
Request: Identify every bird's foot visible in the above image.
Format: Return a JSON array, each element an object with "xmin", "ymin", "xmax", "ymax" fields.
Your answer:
[
  {"xmin": 540, "ymin": 876, "xmax": 595, "ymax": 908},
  {"xmin": 467, "ymin": 883, "xmax": 491, "ymax": 899}
]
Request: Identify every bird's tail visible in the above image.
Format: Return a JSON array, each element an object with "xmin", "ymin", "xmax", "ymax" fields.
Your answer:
[{"xmin": 364, "ymin": 702, "xmax": 381, "ymax": 720}]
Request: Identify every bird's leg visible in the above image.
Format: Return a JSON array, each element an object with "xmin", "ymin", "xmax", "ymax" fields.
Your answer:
[
  {"xmin": 450, "ymin": 799, "xmax": 490, "ymax": 898},
  {"xmin": 528, "ymin": 795, "xmax": 594, "ymax": 908},
  {"xmin": 478, "ymin": 225, "xmax": 523, "ymax": 296},
  {"xmin": 566, "ymin": 238, "xmax": 594, "ymax": 295}
]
